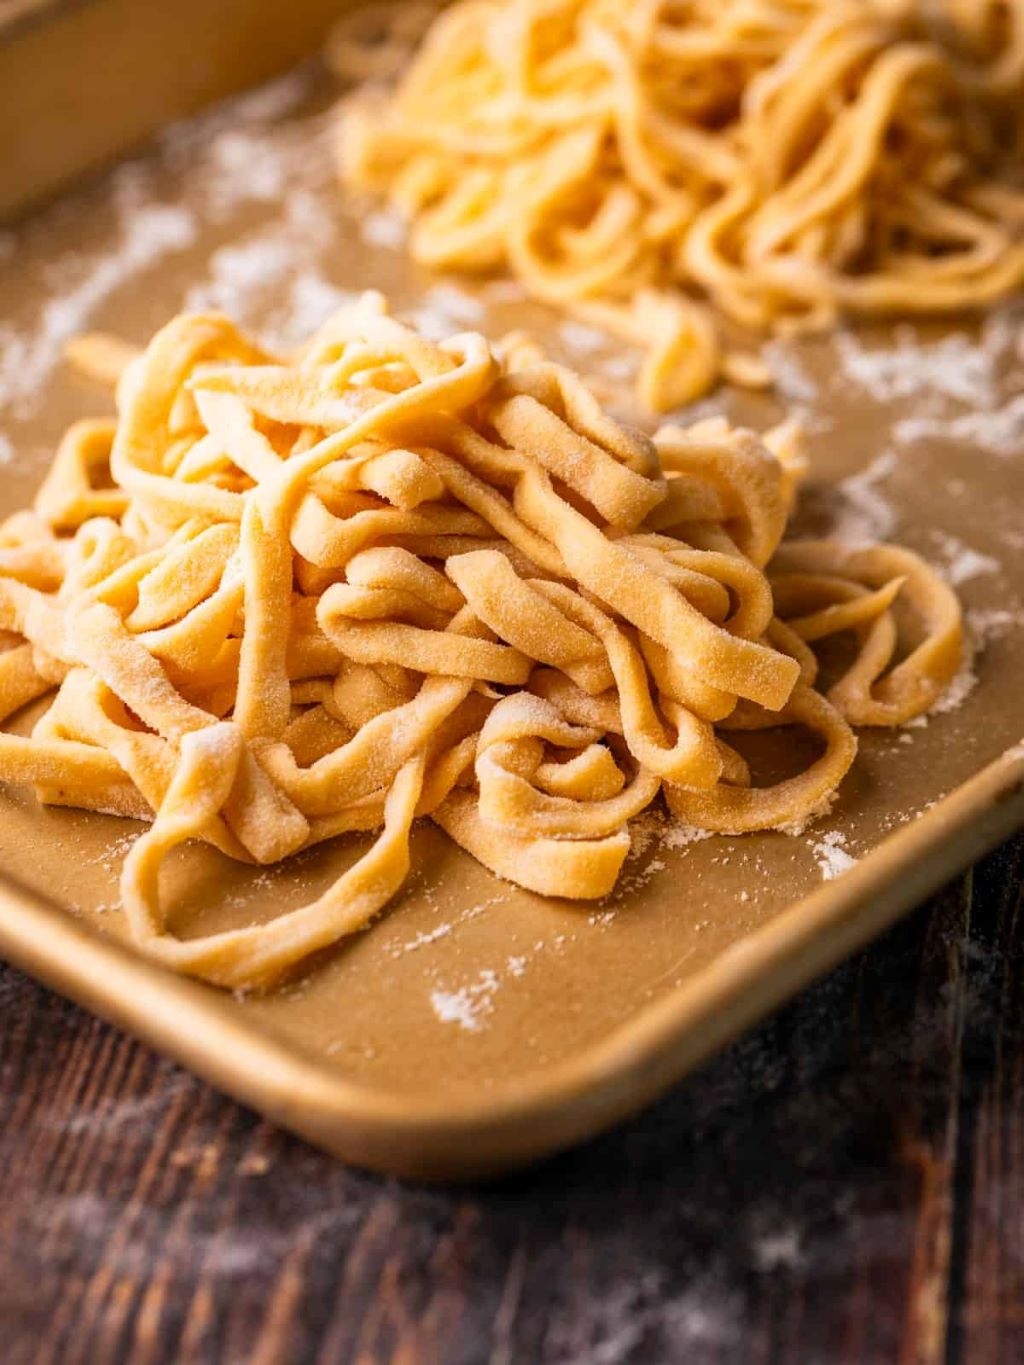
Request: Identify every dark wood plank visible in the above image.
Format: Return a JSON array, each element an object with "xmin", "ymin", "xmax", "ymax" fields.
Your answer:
[
  {"xmin": 0, "ymin": 835, "xmax": 1021, "ymax": 1365},
  {"xmin": 956, "ymin": 838, "xmax": 1024, "ymax": 1365}
]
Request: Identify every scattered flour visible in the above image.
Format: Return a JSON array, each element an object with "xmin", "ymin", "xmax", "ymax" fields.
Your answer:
[
  {"xmin": 0, "ymin": 197, "xmax": 197, "ymax": 416},
  {"xmin": 410, "ymin": 281, "xmax": 486, "ymax": 337},
  {"xmin": 0, "ymin": 432, "xmax": 13, "ymax": 466},
  {"xmin": 430, "ymin": 970, "xmax": 500, "ymax": 1032},
  {"xmin": 388, "ymin": 890, "xmax": 512, "ymax": 959},
  {"xmin": 835, "ymin": 327, "xmax": 1000, "ymax": 407},
  {"xmin": 182, "ymin": 173, "xmax": 349, "ymax": 350},
  {"xmin": 761, "ymin": 341, "xmax": 818, "ymax": 404},
  {"xmin": 627, "ymin": 812, "xmax": 662, "ymax": 859},
  {"xmin": 390, "ymin": 921, "xmax": 454, "ymax": 957},
  {"xmin": 833, "ymin": 309, "xmax": 1024, "ymax": 457},
  {"xmin": 282, "ymin": 275, "xmax": 358, "ymax": 345},
  {"xmin": 927, "ymin": 603, "xmax": 1023, "ymax": 717},
  {"xmin": 929, "ymin": 531, "xmax": 1001, "ymax": 586},
  {"xmin": 589, "ymin": 907, "xmax": 618, "ymax": 927},
  {"xmin": 966, "ymin": 606, "xmax": 1023, "ymax": 641},
  {"xmin": 0, "ymin": 64, "xmax": 340, "ymax": 426},
  {"xmin": 201, "ymin": 129, "xmax": 290, "ymax": 210},
  {"xmin": 359, "ymin": 207, "xmax": 407, "ymax": 250},
  {"xmin": 184, "ymin": 236, "xmax": 300, "ymax": 316},
  {"xmin": 153, "ymin": 64, "xmax": 315, "ymax": 174},
  {"xmin": 629, "ymin": 807, "xmax": 715, "ymax": 856},
  {"xmin": 831, "ymin": 449, "xmax": 898, "ymax": 542},
  {"xmin": 559, "ymin": 320, "xmax": 608, "ymax": 355},
  {"xmin": 588, "ymin": 808, "xmax": 716, "ymax": 914},
  {"xmin": 661, "ymin": 823, "xmax": 715, "ymax": 851},
  {"xmin": 810, "ymin": 830, "xmax": 857, "ymax": 881},
  {"xmin": 894, "ymin": 395, "xmax": 1024, "ymax": 457},
  {"xmin": 614, "ymin": 855, "xmax": 668, "ymax": 899},
  {"xmin": 931, "ymin": 653, "xmax": 979, "ymax": 715},
  {"xmin": 775, "ymin": 791, "xmax": 839, "ymax": 839}
]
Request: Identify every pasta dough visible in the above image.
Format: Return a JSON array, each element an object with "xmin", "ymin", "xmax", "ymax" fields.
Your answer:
[
  {"xmin": 0, "ymin": 296, "xmax": 961, "ymax": 988},
  {"xmin": 335, "ymin": 0, "xmax": 1024, "ymax": 409}
]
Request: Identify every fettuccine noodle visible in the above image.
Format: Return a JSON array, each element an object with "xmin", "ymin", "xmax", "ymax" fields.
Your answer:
[
  {"xmin": 0, "ymin": 295, "xmax": 961, "ymax": 988},
  {"xmin": 335, "ymin": 0, "xmax": 1024, "ymax": 409}
]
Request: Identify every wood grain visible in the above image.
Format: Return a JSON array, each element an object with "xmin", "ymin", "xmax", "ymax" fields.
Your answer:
[{"xmin": 1, "ymin": 834, "xmax": 1022, "ymax": 1364}]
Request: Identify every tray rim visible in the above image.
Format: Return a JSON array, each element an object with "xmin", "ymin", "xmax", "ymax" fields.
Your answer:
[{"xmin": 0, "ymin": 740, "xmax": 1021, "ymax": 1181}]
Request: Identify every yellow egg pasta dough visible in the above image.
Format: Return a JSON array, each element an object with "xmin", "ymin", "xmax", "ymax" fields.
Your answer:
[
  {"xmin": 0, "ymin": 295, "xmax": 961, "ymax": 988},
  {"xmin": 335, "ymin": 0, "xmax": 1024, "ymax": 409}
]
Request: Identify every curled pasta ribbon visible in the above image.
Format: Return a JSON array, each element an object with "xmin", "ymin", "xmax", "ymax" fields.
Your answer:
[
  {"xmin": 0, "ymin": 296, "xmax": 962, "ymax": 989},
  {"xmin": 474, "ymin": 693, "xmax": 661, "ymax": 839},
  {"xmin": 337, "ymin": 0, "xmax": 1024, "ymax": 408},
  {"xmin": 665, "ymin": 686, "xmax": 858, "ymax": 834},
  {"xmin": 770, "ymin": 540, "xmax": 964, "ymax": 725},
  {"xmin": 123, "ymin": 724, "xmax": 428, "ymax": 990}
]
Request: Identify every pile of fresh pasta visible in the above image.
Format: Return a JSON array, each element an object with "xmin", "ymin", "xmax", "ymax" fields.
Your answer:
[
  {"xmin": 336, "ymin": 0, "xmax": 1024, "ymax": 408},
  {"xmin": 0, "ymin": 295, "xmax": 961, "ymax": 988}
]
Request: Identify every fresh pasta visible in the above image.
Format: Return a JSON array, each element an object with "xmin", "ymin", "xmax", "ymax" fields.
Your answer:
[
  {"xmin": 335, "ymin": 0, "xmax": 1024, "ymax": 409},
  {"xmin": 0, "ymin": 296, "xmax": 961, "ymax": 988}
]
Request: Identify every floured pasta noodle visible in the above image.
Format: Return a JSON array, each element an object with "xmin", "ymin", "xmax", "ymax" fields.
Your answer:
[
  {"xmin": 0, "ymin": 296, "xmax": 961, "ymax": 989},
  {"xmin": 334, "ymin": 0, "xmax": 1024, "ymax": 409}
]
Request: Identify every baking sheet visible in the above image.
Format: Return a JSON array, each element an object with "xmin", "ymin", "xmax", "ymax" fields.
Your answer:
[{"xmin": 0, "ymin": 60, "xmax": 1022, "ymax": 1175}]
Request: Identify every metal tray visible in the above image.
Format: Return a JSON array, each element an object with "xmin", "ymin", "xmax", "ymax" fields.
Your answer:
[{"xmin": 1, "ymin": 30, "xmax": 1022, "ymax": 1179}]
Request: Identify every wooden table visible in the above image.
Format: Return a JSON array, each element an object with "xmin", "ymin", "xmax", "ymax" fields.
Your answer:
[{"xmin": 1, "ymin": 834, "xmax": 1022, "ymax": 1365}]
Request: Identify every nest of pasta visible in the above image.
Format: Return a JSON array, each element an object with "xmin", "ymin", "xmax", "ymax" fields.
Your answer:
[
  {"xmin": 0, "ymin": 295, "xmax": 961, "ymax": 988},
  {"xmin": 336, "ymin": 0, "xmax": 1024, "ymax": 408}
]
